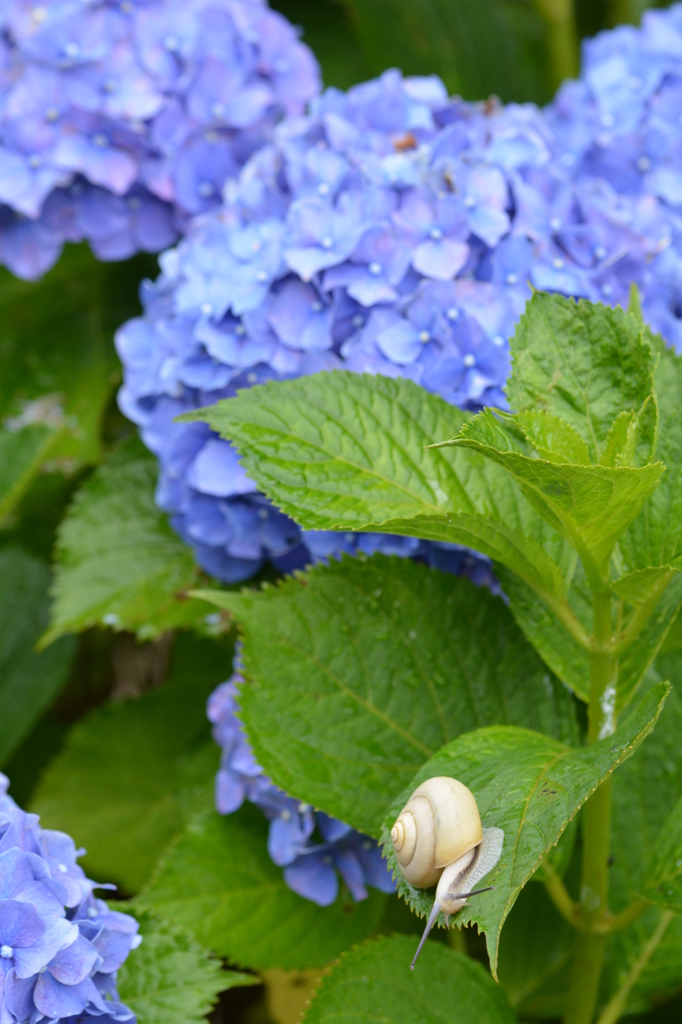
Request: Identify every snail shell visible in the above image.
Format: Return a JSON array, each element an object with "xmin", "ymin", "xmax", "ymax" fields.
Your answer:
[{"xmin": 390, "ymin": 776, "xmax": 483, "ymax": 888}]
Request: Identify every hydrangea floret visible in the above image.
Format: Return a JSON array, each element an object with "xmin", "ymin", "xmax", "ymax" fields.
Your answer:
[
  {"xmin": 0, "ymin": 772, "xmax": 140, "ymax": 1024},
  {"xmin": 0, "ymin": 0, "xmax": 320, "ymax": 279},
  {"xmin": 207, "ymin": 660, "xmax": 395, "ymax": 906}
]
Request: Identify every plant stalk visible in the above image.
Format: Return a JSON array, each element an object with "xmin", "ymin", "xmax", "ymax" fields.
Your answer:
[
  {"xmin": 563, "ymin": 592, "xmax": 617, "ymax": 1024},
  {"xmin": 533, "ymin": 0, "xmax": 580, "ymax": 90}
]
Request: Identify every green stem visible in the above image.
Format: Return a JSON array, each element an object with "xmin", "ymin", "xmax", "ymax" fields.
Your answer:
[
  {"xmin": 564, "ymin": 592, "xmax": 617, "ymax": 1024},
  {"xmin": 592, "ymin": 898, "xmax": 649, "ymax": 936},
  {"xmin": 542, "ymin": 860, "xmax": 581, "ymax": 928},
  {"xmin": 542, "ymin": 860, "xmax": 649, "ymax": 936},
  {"xmin": 533, "ymin": 0, "xmax": 580, "ymax": 90},
  {"xmin": 595, "ymin": 912, "xmax": 675, "ymax": 1024}
]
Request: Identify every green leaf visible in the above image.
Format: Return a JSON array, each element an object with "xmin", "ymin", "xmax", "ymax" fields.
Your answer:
[
  {"xmin": 302, "ymin": 934, "xmax": 516, "ymax": 1024},
  {"xmin": 338, "ymin": 0, "xmax": 553, "ymax": 103},
  {"xmin": 30, "ymin": 634, "xmax": 228, "ymax": 893},
  {"xmin": 0, "ymin": 245, "xmax": 154, "ymax": 468},
  {"xmin": 0, "ymin": 424, "xmax": 63, "ymax": 523},
  {"xmin": 381, "ymin": 681, "xmax": 669, "ymax": 976},
  {"xmin": 433, "ymin": 408, "xmax": 664, "ymax": 577},
  {"xmin": 497, "ymin": 881, "xmax": 575, "ymax": 1014},
  {"xmin": 43, "ymin": 437, "xmax": 214, "ymax": 645},
  {"xmin": 186, "ymin": 371, "xmax": 571, "ymax": 599},
  {"xmin": 139, "ymin": 804, "xmax": 387, "ymax": 971},
  {"xmin": 506, "ymin": 293, "xmax": 656, "ymax": 464},
  {"xmin": 0, "ymin": 546, "xmax": 75, "ymax": 766},
  {"xmin": 494, "ymin": 566, "xmax": 590, "ymax": 702},
  {"xmin": 208, "ymin": 554, "xmax": 577, "ymax": 837},
  {"xmin": 116, "ymin": 912, "xmax": 251, "ymax": 1024},
  {"xmin": 640, "ymin": 795, "xmax": 682, "ymax": 912}
]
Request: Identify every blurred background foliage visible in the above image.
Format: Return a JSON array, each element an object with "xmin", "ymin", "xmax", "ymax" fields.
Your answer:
[{"xmin": 1, "ymin": 1, "xmax": 682, "ymax": 1023}]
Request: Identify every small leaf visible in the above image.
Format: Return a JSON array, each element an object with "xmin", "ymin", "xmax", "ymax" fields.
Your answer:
[
  {"xmin": 44, "ymin": 437, "xmax": 214, "ymax": 645},
  {"xmin": 139, "ymin": 804, "xmax": 387, "ymax": 971},
  {"xmin": 0, "ymin": 424, "xmax": 63, "ymax": 523},
  {"xmin": 514, "ymin": 409, "xmax": 590, "ymax": 465},
  {"xmin": 0, "ymin": 547, "xmax": 75, "ymax": 766},
  {"xmin": 302, "ymin": 934, "xmax": 516, "ymax": 1024},
  {"xmin": 30, "ymin": 634, "xmax": 227, "ymax": 893},
  {"xmin": 381, "ymin": 681, "xmax": 669, "ymax": 976},
  {"xmin": 185, "ymin": 371, "xmax": 571, "ymax": 599},
  {"xmin": 619, "ymin": 334, "xmax": 682, "ymax": 571},
  {"xmin": 507, "ymin": 293, "xmax": 656, "ymax": 464},
  {"xmin": 433, "ymin": 408, "xmax": 663, "ymax": 578},
  {"xmin": 116, "ymin": 912, "xmax": 251, "ymax": 1024},
  {"xmin": 611, "ymin": 565, "xmax": 682, "ymax": 607},
  {"xmin": 212, "ymin": 554, "xmax": 577, "ymax": 837}
]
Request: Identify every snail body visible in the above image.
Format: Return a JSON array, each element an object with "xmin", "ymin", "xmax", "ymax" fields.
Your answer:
[{"xmin": 389, "ymin": 776, "xmax": 504, "ymax": 968}]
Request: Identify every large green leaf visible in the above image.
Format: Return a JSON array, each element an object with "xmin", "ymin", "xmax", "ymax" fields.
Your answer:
[
  {"xmin": 117, "ymin": 912, "xmax": 254, "ymax": 1024},
  {"xmin": 495, "ymin": 566, "xmax": 590, "ymax": 702},
  {"xmin": 338, "ymin": 0, "xmax": 553, "ymax": 103},
  {"xmin": 0, "ymin": 546, "xmax": 75, "ymax": 766},
  {"xmin": 43, "ymin": 437, "xmax": 214, "ymax": 645},
  {"xmin": 381, "ymin": 682, "xmax": 669, "ymax": 976},
  {"xmin": 139, "ymin": 804, "xmax": 387, "ymax": 971},
  {"xmin": 30, "ymin": 634, "xmax": 228, "ymax": 893},
  {"xmin": 640, "ymin": 795, "xmax": 682, "ymax": 912},
  {"xmin": 0, "ymin": 424, "xmax": 63, "ymax": 524},
  {"xmin": 433, "ymin": 408, "xmax": 663, "ymax": 575},
  {"xmin": 204, "ymin": 554, "xmax": 577, "ymax": 837},
  {"xmin": 302, "ymin": 934, "xmax": 516, "ymax": 1024},
  {"xmin": 0, "ymin": 244, "xmax": 154, "ymax": 468},
  {"xmin": 496, "ymin": 881, "xmax": 575, "ymax": 1015},
  {"xmin": 506, "ymin": 293, "xmax": 656, "ymax": 464},
  {"xmin": 185, "ymin": 371, "xmax": 571, "ymax": 599}
]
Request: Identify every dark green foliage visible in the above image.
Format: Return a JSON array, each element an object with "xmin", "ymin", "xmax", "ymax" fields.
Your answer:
[
  {"xmin": 0, "ymin": 547, "xmax": 75, "ymax": 765},
  {"xmin": 139, "ymin": 804, "xmax": 388, "ymax": 971},
  {"xmin": 30, "ymin": 634, "xmax": 228, "ymax": 892}
]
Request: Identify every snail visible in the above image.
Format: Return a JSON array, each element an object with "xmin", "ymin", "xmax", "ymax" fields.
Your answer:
[{"xmin": 390, "ymin": 776, "xmax": 504, "ymax": 969}]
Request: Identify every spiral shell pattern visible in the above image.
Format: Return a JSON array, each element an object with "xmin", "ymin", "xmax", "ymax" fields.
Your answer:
[{"xmin": 390, "ymin": 777, "xmax": 483, "ymax": 888}]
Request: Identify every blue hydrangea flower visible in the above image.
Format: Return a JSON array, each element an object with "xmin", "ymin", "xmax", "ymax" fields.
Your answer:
[
  {"xmin": 0, "ymin": 0, "xmax": 320, "ymax": 279},
  {"xmin": 207, "ymin": 667, "xmax": 396, "ymax": 907},
  {"xmin": 0, "ymin": 773, "xmax": 140, "ymax": 1024},
  {"xmin": 116, "ymin": 69, "xmax": 565, "ymax": 585},
  {"xmin": 547, "ymin": 3, "xmax": 682, "ymax": 348}
]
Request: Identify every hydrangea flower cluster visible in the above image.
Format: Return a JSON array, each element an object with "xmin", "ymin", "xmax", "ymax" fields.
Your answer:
[
  {"xmin": 207, "ymin": 664, "xmax": 395, "ymax": 906},
  {"xmin": 0, "ymin": 772, "xmax": 140, "ymax": 1024},
  {"xmin": 547, "ymin": 3, "xmax": 682, "ymax": 347},
  {"xmin": 116, "ymin": 69, "xmax": 565, "ymax": 586},
  {"xmin": 0, "ymin": 0, "xmax": 320, "ymax": 279}
]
